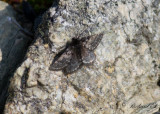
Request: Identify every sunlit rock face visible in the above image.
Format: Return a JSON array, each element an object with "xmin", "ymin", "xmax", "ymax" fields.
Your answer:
[{"xmin": 4, "ymin": 0, "xmax": 160, "ymax": 114}]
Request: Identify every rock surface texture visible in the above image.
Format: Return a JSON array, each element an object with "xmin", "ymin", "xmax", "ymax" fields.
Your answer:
[
  {"xmin": 0, "ymin": 1, "xmax": 31, "ymax": 112},
  {"xmin": 4, "ymin": 0, "xmax": 160, "ymax": 114}
]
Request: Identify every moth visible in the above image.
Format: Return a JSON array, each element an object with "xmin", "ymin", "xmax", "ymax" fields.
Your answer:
[{"xmin": 49, "ymin": 33, "xmax": 104, "ymax": 74}]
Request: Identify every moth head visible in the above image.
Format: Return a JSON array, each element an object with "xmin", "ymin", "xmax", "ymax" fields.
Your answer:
[
  {"xmin": 71, "ymin": 37, "xmax": 79, "ymax": 44},
  {"xmin": 72, "ymin": 37, "xmax": 78, "ymax": 41}
]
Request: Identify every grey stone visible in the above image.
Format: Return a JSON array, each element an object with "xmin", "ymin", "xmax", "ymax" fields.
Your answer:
[
  {"xmin": 0, "ymin": 1, "xmax": 31, "ymax": 112},
  {"xmin": 4, "ymin": 0, "xmax": 160, "ymax": 114}
]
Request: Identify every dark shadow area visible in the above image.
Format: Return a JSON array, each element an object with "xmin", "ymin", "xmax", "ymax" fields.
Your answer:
[
  {"xmin": 0, "ymin": 4, "xmax": 33, "ymax": 114},
  {"xmin": 153, "ymin": 108, "xmax": 160, "ymax": 114},
  {"xmin": 0, "ymin": 0, "xmax": 59, "ymax": 113},
  {"xmin": 157, "ymin": 79, "xmax": 160, "ymax": 87},
  {"xmin": 0, "ymin": 29, "xmax": 32, "ymax": 114}
]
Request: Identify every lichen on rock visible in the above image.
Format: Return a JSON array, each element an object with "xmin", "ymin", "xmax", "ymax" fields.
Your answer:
[{"xmin": 4, "ymin": 0, "xmax": 160, "ymax": 114}]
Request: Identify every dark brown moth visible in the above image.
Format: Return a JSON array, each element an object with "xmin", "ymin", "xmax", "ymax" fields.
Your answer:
[{"xmin": 49, "ymin": 33, "xmax": 104, "ymax": 74}]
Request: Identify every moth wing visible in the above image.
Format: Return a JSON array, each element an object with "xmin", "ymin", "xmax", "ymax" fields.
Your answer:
[
  {"xmin": 49, "ymin": 47, "xmax": 72, "ymax": 70},
  {"xmin": 81, "ymin": 33, "xmax": 104, "ymax": 50},
  {"xmin": 81, "ymin": 46, "xmax": 96, "ymax": 64},
  {"xmin": 63, "ymin": 50, "xmax": 82, "ymax": 74}
]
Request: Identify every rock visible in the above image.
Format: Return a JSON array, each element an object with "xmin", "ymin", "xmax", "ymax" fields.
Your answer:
[
  {"xmin": 4, "ymin": 0, "xmax": 160, "ymax": 114},
  {"xmin": 0, "ymin": 1, "xmax": 31, "ymax": 112}
]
